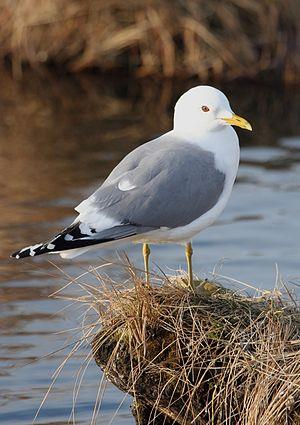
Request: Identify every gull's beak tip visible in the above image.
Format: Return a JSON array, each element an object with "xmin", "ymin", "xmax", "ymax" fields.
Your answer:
[
  {"xmin": 244, "ymin": 121, "xmax": 253, "ymax": 132},
  {"xmin": 222, "ymin": 113, "xmax": 252, "ymax": 132}
]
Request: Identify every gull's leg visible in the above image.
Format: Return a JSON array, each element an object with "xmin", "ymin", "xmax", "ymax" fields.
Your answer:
[
  {"xmin": 142, "ymin": 243, "xmax": 151, "ymax": 284},
  {"xmin": 185, "ymin": 242, "xmax": 194, "ymax": 289}
]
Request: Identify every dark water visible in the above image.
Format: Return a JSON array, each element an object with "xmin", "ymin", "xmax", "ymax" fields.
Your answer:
[{"xmin": 0, "ymin": 71, "xmax": 299, "ymax": 424}]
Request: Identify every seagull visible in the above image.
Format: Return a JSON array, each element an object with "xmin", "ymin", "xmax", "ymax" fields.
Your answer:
[{"xmin": 11, "ymin": 85, "xmax": 252, "ymax": 287}]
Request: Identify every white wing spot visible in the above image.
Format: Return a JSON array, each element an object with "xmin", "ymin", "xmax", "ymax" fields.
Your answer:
[
  {"xmin": 16, "ymin": 254, "xmax": 20, "ymax": 259},
  {"xmin": 76, "ymin": 204, "xmax": 119, "ymax": 233},
  {"xmin": 79, "ymin": 222, "xmax": 94, "ymax": 236},
  {"xmin": 64, "ymin": 234, "xmax": 73, "ymax": 241},
  {"xmin": 47, "ymin": 243, "xmax": 55, "ymax": 250},
  {"xmin": 118, "ymin": 179, "xmax": 136, "ymax": 191},
  {"xmin": 29, "ymin": 244, "xmax": 42, "ymax": 256}
]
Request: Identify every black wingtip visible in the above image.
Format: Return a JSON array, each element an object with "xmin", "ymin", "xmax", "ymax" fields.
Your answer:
[
  {"xmin": 10, "ymin": 243, "xmax": 44, "ymax": 259},
  {"xmin": 11, "ymin": 249, "xmax": 27, "ymax": 259},
  {"xmin": 10, "ymin": 221, "xmax": 138, "ymax": 260}
]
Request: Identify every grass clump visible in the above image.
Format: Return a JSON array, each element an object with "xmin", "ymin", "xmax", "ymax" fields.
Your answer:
[
  {"xmin": 2, "ymin": 0, "xmax": 300, "ymax": 82},
  {"xmin": 88, "ymin": 268, "xmax": 300, "ymax": 424}
]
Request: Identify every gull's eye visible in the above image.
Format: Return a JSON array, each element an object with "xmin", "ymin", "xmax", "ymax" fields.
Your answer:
[{"xmin": 201, "ymin": 105, "xmax": 210, "ymax": 112}]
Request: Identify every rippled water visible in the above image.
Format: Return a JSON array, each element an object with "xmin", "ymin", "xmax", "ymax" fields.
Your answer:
[{"xmin": 0, "ymin": 72, "xmax": 299, "ymax": 424}]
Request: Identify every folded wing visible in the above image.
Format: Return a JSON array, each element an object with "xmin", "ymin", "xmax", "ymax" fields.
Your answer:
[{"xmin": 11, "ymin": 134, "xmax": 225, "ymax": 259}]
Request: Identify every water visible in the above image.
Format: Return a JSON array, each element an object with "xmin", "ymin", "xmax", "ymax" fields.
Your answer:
[{"xmin": 0, "ymin": 71, "xmax": 299, "ymax": 424}]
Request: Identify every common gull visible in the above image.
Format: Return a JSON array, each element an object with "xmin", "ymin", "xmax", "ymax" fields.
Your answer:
[{"xmin": 12, "ymin": 85, "xmax": 252, "ymax": 286}]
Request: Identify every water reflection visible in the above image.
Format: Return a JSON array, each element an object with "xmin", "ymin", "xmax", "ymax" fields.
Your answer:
[{"xmin": 0, "ymin": 70, "xmax": 299, "ymax": 424}]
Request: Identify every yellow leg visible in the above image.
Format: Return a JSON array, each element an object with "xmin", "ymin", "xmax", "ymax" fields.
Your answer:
[
  {"xmin": 142, "ymin": 243, "xmax": 151, "ymax": 284},
  {"xmin": 185, "ymin": 242, "xmax": 194, "ymax": 290}
]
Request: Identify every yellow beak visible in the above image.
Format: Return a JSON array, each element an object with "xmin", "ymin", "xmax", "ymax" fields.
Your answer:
[{"xmin": 221, "ymin": 114, "xmax": 252, "ymax": 131}]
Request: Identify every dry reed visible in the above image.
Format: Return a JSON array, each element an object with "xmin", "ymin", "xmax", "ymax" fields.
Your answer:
[
  {"xmin": 1, "ymin": 0, "xmax": 300, "ymax": 82},
  {"xmin": 57, "ymin": 260, "xmax": 300, "ymax": 424}
]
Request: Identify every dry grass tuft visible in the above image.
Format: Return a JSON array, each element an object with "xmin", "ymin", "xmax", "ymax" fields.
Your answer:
[
  {"xmin": 1, "ymin": 0, "xmax": 300, "ymax": 81},
  {"xmin": 69, "ymin": 263, "xmax": 300, "ymax": 425}
]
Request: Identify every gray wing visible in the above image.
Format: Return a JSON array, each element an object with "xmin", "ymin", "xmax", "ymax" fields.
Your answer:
[{"xmin": 76, "ymin": 135, "xmax": 225, "ymax": 230}]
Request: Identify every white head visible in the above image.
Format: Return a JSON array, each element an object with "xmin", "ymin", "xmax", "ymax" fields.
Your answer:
[{"xmin": 173, "ymin": 85, "xmax": 252, "ymax": 136}]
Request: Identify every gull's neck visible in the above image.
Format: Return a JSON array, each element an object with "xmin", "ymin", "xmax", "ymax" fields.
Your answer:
[{"xmin": 172, "ymin": 125, "xmax": 237, "ymax": 150}]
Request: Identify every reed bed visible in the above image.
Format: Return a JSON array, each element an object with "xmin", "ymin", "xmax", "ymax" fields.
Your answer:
[
  {"xmin": 1, "ymin": 0, "xmax": 300, "ymax": 81},
  {"xmin": 54, "ymin": 261, "xmax": 300, "ymax": 424}
]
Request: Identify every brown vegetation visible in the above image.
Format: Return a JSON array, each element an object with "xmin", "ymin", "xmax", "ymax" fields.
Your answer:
[
  {"xmin": 79, "ymin": 265, "xmax": 300, "ymax": 424},
  {"xmin": 1, "ymin": 0, "xmax": 300, "ymax": 81}
]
